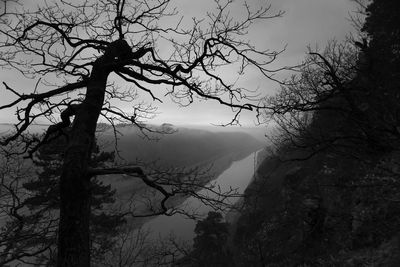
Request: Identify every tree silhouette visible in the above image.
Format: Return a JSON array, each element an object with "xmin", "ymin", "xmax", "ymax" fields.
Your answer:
[
  {"xmin": 191, "ymin": 211, "xmax": 233, "ymax": 267},
  {"xmin": 0, "ymin": 131, "xmax": 127, "ymax": 265},
  {"xmin": 22, "ymin": 133, "xmax": 124, "ymax": 265},
  {"xmin": 0, "ymin": 0, "xmax": 284, "ymax": 266}
]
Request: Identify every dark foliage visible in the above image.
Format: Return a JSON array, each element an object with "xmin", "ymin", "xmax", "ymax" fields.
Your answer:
[
  {"xmin": 184, "ymin": 211, "xmax": 234, "ymax": 267},
  {"xmin": 20, "ymin": 131, "xmax": 125, "ymax": 264}
]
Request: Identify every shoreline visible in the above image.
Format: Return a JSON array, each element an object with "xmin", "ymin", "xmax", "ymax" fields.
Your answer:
[{"xmin": 119, "ymin": 148, "xmax": 260, "ymax": 230}]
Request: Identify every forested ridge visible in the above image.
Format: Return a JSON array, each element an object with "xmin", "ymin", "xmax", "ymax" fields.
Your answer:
[{"xmin": 228, "ymin": 0, "xmax": 400, "ymax": 266}]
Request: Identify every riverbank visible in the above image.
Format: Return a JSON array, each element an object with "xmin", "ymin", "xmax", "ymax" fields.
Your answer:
[
  {"xmin": 141, "ymin": 149, "xmax": 259, "ymax": 240},
  {"xmin": 100, "ymin": 147, "xmax": 260, "ymax": 229}
]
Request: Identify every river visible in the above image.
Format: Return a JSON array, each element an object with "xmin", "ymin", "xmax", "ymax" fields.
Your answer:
[{"xmin": 143, "ymin": 150, "xmax": 258, "ymax": 241}]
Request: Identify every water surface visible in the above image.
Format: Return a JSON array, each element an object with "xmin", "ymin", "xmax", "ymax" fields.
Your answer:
[{"xmin": 144, "ymin": 151, "xmax": 258, "ymax": 241}]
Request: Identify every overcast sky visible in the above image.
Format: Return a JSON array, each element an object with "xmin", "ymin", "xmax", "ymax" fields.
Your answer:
[
  {"xmin": 0, "ymin": 0, "xmax": 359, "ymax": 127},
  {"xmin": 151, "ymin": 0, "xmax": 359, "ymax": 126}
]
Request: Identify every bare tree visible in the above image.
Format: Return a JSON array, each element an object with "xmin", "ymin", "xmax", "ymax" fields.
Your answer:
[
  {"xmin": 264, "ymin": 39, "xmax": 376, "ymax": 160},
  {"xmin": 0, "ymin": 0, "xmax": 285, "ymax": 266}
]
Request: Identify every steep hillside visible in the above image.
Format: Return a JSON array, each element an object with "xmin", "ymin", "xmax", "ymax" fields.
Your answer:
[
  {"xmin": 229, "ymin": 1, "xmax": 400, "ymax": 265},
  {"xmin": 232, "ymin": 149, "xmax": 400, "ymax": 266}
]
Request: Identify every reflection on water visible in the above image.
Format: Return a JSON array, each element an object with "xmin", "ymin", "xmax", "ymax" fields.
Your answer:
[{"xmin": 144, "ymin": 151, "xmax": 258, "ymax": 241}]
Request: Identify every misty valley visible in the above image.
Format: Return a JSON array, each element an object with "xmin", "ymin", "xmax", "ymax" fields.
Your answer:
[
  {"xmin": 96, "ymin": 124, "xmax": 263, "ymax": 238},
  {"xmin": 1, "ymin": 0, "xmax": 400, "ymax": 266},
  {"xmin": 0, "ymin": 123, "xmax": 264, "ymax": 266}
]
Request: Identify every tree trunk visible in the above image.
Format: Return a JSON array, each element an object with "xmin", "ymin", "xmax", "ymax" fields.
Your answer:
[{"xmin": 57, "ymin": 58, "xmax": 111, "ymax": 267}]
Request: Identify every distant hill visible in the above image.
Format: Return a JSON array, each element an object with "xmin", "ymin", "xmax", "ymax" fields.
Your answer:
[
  {"xmin": 0, "ymin": 122, "xmax": 264, "ymax": 170},
  {"xmin": 0, "ymin": 122, "xmax": 264, "ymax": 174},
  {"xmin": 95, "ymin": 124, "xmax": 264, "ymax": 220},
  {"xmin": 99, "ymin": 124, "xmax": 264, "ymax": 168}
]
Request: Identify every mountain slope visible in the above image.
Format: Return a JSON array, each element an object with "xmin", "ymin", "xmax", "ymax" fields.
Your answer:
[{"xmin": 100, "ymin": 125, "xmax": 263, "ymax": 168}]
